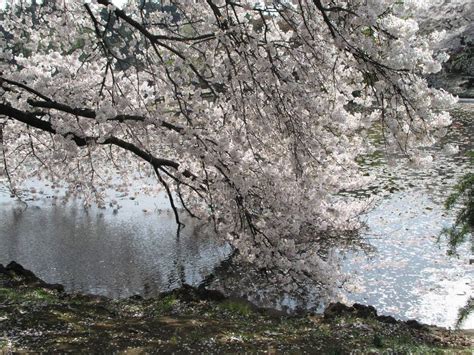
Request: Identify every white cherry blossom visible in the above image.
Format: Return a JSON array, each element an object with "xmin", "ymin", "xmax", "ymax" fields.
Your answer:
[{"xmin": 0, "ymin": 0, "xmax": 461, "ymax": 290}]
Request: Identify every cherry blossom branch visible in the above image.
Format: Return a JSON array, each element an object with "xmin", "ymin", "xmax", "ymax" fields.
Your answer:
[
  {"xmin": 27, "ymin": 99, "xmax": 184, "ymax": 133},
  {"xmin": 0, "ymin": 103, "xmax": 194, "ymax": 178},
  {"xmin": 1, "ymin": 77, "xmax": 183, "ymax": 133},
  {"xmin": 0, "ymin": 77, "xmax": 52, "ymax": 102},
  {"xmin": 154, "ymin": 166, "xmax": 184, "ymax": 236},
  {"xmin": 94, "ymin": 0, "xmax": 216, "ymax": 95}
]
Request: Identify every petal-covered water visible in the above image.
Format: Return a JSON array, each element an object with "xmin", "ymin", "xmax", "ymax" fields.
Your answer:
[{"xmin": 341, "ymin": 103, "xmax": 473, "ymax": 328}]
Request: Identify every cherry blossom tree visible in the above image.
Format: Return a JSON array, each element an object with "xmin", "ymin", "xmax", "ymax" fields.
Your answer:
[{"xmin": 0, "ymin": 0, "xmax": 457, "ymax": 292}]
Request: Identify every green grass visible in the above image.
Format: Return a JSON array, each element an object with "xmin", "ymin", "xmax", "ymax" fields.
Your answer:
[
  {"xmin": 0, "ymin": 287, "xmax": 22, "ymax": 303},
  {"xmin": 218, "ymin": 299, "xmax": 254, "ymax": 317},
  {"xmin": 0, "ymin": 280, "xmax": 471, "ymax": 353},
  {"xmin": 154, "ymin": 295, "xmax": 178, "ymax": 315},
  {"xmin": 0, "ymin": 338, "xmax": 8, "ymax": 348},
  {"xmin": 0, "ymin": 286, "xmax": 58, "ymax": 306},
  {"xmin": 27, "ymin": 289, "xmax": 57, "ymax": 301}
]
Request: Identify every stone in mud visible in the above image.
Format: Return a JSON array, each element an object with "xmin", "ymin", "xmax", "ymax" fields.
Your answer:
[
  {"xmin": 0, "ymin": 261, "xmax": 64, "ymax": 292},
  {"xmin": 163, "ymin": 284, "xmax": 226, "ymax": 302},
  {"xmin": 323, "ymin": 302, "xmax": 353, "ymax": 318},
  {"xmin": 128, "ymin": 294, "xmax": 144, "ymax": 301},
  {"xmin": 197, "ymin": 286, "xmax": 227, "ymax": 302},
  {"xmin": 324, "ymin": 302, "xmax": 379, "ymax": 319},
  {"xmin": 406, "ymin": 319, "xmax": 428, "ymax": 330},
  {"xmin": 3, "ymin": 261, "xmax": 38, "ymax": 281},
  {"xmin": 353, "ymin": 303, "xmax": 378, "ymax": 318},
  {"xmin": 378, "ymin": 315, "xmax": 398, "ymax": 325}
]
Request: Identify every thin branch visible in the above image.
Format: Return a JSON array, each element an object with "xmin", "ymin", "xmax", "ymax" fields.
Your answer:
[{"xmin": 154, "ymin": 166, "xmax": 184, "ymax": 237}]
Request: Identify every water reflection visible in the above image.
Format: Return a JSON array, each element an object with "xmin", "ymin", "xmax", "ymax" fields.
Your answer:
[{"xmin": 0, "ymin": 199, "xmax": 231, "ymax": 298}]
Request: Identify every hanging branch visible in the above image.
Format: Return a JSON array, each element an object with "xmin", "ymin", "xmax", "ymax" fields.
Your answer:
[{"xmin": 154, "ymin": 165, "xmax": 184, "ymax": 237}]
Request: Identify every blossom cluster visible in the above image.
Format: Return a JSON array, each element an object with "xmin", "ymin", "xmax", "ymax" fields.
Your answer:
[{"xmin": 0, "ymin": 0, "xmax": 459, "ymax": 289}]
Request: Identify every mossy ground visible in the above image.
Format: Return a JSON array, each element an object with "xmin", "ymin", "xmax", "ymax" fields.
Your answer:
[{"xmin": 0, "ymin": 269, "xmax": 472, "ymax": 354}]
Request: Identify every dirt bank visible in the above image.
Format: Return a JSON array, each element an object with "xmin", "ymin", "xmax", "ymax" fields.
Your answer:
[{"xmin": 0, "ymin": 261, "xmax": 472, "ymax": 354}]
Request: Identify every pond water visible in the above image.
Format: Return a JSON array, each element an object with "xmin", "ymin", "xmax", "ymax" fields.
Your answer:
[
  {"xmin": 340, "ymin": 104, "xmax": 473, "ymax": 329},
  {"xmin": 0, "ymin": 104, "xmax": 472, "ymax": 329},
  {"xmin": 0, "ymin": 197, "xmax": 231, "ymax": 298}
]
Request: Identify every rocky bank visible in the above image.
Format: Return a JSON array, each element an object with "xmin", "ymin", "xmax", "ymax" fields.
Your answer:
[{"xmin": 0, "ymin": 262, "xmax": 472, "ymax": 354}]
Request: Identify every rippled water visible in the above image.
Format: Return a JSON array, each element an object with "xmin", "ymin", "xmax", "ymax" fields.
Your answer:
[
  {"xmin": 0, "ymin": 104, "xmax": 472, "ymax": 328},
  {"xmin": 0, "ymin": 196, "xmax": 231, "ymax": 298}
]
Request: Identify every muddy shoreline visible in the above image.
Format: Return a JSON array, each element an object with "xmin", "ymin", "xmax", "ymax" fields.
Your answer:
[{"xmin": 0, "ymin": 261, "xmax": 472, "ymax": 353}]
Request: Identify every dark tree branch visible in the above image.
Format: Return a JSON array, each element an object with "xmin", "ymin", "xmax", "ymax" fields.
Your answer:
[
  {"xmin": 0, "ymin": 103, "xmax": 195, "ymax": 178},
  {"xmin": 27, "ymin": 99, "xmax": 184, "ymax": 133},
  {"xmin": 0, "ymin": 77, "xmax": 52, "ymax": 102},
  {"xmin": 154, "ymin": 166, "xmax": 184, "ymax": 235},
  {"xmin": 27, "ymin": 99, "xmax": 96, "ymax": 118},
  {"xmin": 312, "ymin": 0, "xmax": 337, "ymax": 38},
  {"xmin": 95, "ymin": 0, "xmax": 216, "ymax": 96}
]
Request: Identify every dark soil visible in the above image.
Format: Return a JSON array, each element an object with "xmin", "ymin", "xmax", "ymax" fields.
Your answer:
[{"xmin": 0, "ymin": 262, "xmax": 472, "ymax": 354}]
